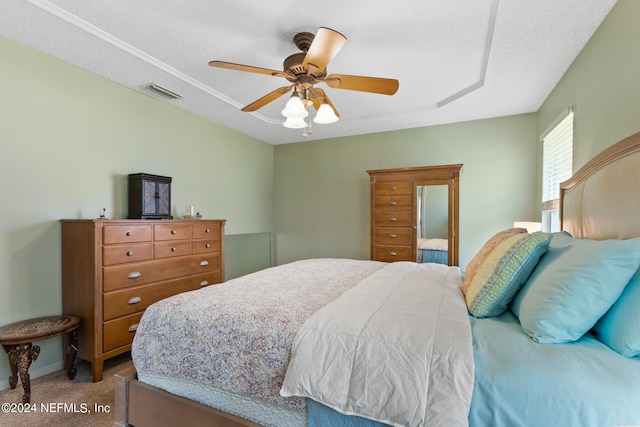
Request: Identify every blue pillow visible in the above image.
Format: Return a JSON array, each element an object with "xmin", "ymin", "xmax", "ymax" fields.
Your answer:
[
  {"xmin": 593, "ymin": 268, "xmax": 640, "ymax": 358},
  {"xmin": 510, "ymin": 232, "xmax": 640, "ymax": 343}
]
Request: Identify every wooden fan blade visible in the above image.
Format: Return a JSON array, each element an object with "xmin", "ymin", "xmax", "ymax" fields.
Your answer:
[
  {"xmin": 309, "ymin": 88, "xmax": 340, "ymax": 118},
  {"xmin": 241, "ymin": 86, "xmax": 293, "ymax": 112},
  {"xmin": 325, "ymin": 74, "xmax": 399, "ymax": 95},
  {"xmin": 209, "ymin": 60, "xmax": 287, "ymax": 78},
  {"xmin": 303, "ymin": 28, "xmax": 347, "ymax": 75}
]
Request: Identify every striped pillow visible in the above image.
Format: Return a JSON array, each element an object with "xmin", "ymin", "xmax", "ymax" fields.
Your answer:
[
  {"xmin": 461, "ymin": 228, "xmax": 527, "ymax": 296},
  {"xmin": 465, "ymin": 232, "xmax": 551, "ymax": 318}
]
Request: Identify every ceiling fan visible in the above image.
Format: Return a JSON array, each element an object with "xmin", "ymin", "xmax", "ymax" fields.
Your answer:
[{"xmin": 208, "ymin": 27, "xmax": 399, "ymax": 129}]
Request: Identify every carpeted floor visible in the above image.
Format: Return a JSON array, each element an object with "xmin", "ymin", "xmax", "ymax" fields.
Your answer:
[{"xmin": 0, "ymin": 351, "xmax": 133, "ymax": 427}]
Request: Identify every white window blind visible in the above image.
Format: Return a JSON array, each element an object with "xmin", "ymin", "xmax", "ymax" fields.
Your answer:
[{"xmin": 542, "ymin": 111, "xmax": 573, "ymax": 211}]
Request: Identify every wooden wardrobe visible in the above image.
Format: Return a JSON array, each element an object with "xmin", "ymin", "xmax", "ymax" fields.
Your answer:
[{"xmin": 367, "ymin": 165, "xmax": 462, "ymax": 265}]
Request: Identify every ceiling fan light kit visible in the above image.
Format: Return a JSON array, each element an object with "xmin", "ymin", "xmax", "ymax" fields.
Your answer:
[
  {"xmin": 283, "ymin": 117, "xmax": 308, "ymax": 129},
  {"xmin": 209, "ymin": 27, "xmax": 399, "ymax": 136},
  {"xmin": 313, "ymin": 100, "xmax": 339, "ymax": 124},
  {"xmin": 281, "ymin": 90, "xmax": 309, "ymax": 119}
]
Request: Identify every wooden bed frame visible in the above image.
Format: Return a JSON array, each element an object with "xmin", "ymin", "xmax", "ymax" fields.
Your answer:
[{"xmin": 114, "ymin": 130, "xmax": 640, "ymax": 427}]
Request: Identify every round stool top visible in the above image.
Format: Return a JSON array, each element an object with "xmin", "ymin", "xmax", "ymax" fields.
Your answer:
[{"xmin": 0, "ymin": 315, "xmax": 80, "ymax": 345}]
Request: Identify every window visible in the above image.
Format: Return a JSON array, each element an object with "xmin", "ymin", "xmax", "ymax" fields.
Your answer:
[{"xmin": 541, "ymin": 109, "xmax": 573, "ymax": 232}]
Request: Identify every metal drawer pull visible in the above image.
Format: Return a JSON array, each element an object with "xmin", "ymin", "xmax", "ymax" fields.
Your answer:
[
  {"xmin": 390, "ymin": 234, "xmax": 397, "ymax": 238},
  {"xmin": 128, "ymin": 296, "xmax": 142, "ymax": 305},
  {"xmin": 171, "ymin": 230, "xmax": 177, "ymax": 235},
  {"xmin": 205, "ymin": 243, "xmax": 211, "ymax": 248},
  {"xmin": 127, "ymin": 271, "xmax": 142, "ymax": 279},
  {"xmin": 205, "ymin": 228, "xmax": 211, "ymax": 233},
  {"xmin": 171, "ymin": 247, "xmax": 177, "ymax": 252},
  {"xmin": 200, "ymin": 280, "xmax": 209, "ymax": 287},
  {"xmin": 389, "ymin": 201, "xmax": 397, "ymax": 206},
  {"xmin": 389, "ymin": 186, "xmax": 397, "ymax": 190},
  {"xmin": 126, "ymin": 231, "xmax": 133, "ymax": 237},
  {"xmin": 127, "ymin": 251, "xmax": 134, "ymax": 256},
  {"xmin": 128, "ymin": 324, "xmax": 139, "ymax": 333},
  {"xmin": 389, "ymin": 217, "xmax": 397, "ymax": 222},
  {"xmin": 200, "ymin": 260, "xmax": 209, "ymax": 266},
  {"xmin": 390, "ymin": 252, "xmax": 397, "ymax": 256}
]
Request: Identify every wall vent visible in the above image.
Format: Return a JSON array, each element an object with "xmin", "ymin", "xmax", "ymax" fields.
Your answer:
[{"xmin": 142, "ymin": 83, "xmax": 182, "ymax": 100}]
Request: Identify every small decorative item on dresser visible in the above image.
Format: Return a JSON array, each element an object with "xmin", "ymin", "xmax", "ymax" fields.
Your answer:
[
  {"xmin": 128, "ymin": 173, "xmax": 173, "ymax": 219},
  {"xmin": 184, "ymin": 206, "xmax": 202, "ymax": 219}
]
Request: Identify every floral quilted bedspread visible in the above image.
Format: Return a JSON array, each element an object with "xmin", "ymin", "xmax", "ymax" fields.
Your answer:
[{"xmin": 131, "ymin": 258, "xmax": 386, "ymax": 412}]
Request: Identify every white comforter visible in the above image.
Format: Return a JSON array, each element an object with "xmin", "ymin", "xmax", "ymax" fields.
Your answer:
[{"xmin": 280, "ymin": 262, "xmax": 474, "ymax": 427}]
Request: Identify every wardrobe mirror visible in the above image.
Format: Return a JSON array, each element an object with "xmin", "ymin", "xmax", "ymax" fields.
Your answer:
[{"xmin": 415, "ymin": 182, "xmax": 454, "ymax": 265}]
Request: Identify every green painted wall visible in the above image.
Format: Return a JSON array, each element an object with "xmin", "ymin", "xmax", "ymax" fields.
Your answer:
[
  {"xmin": 538, "ymin": 0, "xmax": 640, "ymax": 172},
  {"xmin": 225, "ymin": 232, "xmax": 273, "ymax": 279},
  {"xmin": 273, "ymin": 114, "xmax": 539, "ymax": 269},
  {"xmin": 0, "ymin": 36, "xmax": 274, "ymax": 387}
]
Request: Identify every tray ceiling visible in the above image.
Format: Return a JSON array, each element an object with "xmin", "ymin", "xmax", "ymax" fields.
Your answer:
[{"xmin": 0, "ymin": 0, "xmax": 617, "ymax": 144}]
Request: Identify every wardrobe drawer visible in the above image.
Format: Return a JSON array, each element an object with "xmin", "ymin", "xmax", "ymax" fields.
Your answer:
[
  {"xmin": 374, "ymin": 211, "xmax": 412, "ymax": 227},
  {"xmin": 103, "ymin": 225, "xmax": 152, "ymax": 245},
  {"xmin": 154, "ymin": 223, "xmax": 191, "ymax": 241},
  {"xmin": 374, "ymin": 181, "xmax": 412, "ymax": 195},
  {"xmin": 103, "ymin": 255, "xmax": 221, "ymax": 292},
  {"xmin": 154, "ymin": 240, "xmax": 192, "ymax": 259},
  {"xmin": 375, "ymin": 194, "xmax": 412, "ymax": 210},
  {"xmin": 103, "ymin": 312, "xmax": 143, "ymax": 352},
  {"xmin": 103, "ymin": 272, "xmax": 218, "ymax": 321},
  {"xmin": 193, "ymin": 223, "xmax": 221, "ymax": 239},
  {"xmin": 103, "ymin": 243, "xmax": 152, "ymax": 266},
  {"xmin": 375, "ymin": 228, "xmax": 412, "ymax": 245},
  {"xmin": 374, "ymin": 245, "xmax": 413, "ymax": 262}
]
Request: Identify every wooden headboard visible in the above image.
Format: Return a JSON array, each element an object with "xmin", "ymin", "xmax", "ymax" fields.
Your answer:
[{"xmin": 560, "ymin": 131, "xmax": 640, "ymax": 240}]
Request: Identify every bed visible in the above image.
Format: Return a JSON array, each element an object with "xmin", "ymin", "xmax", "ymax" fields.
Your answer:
[
  {"xmin": 114, "ymin": 130, "xmax": 640, "ymax": 427},
  {"xmin": 417, "ymin": 238, "xmax": 448, "ymax": 264}
]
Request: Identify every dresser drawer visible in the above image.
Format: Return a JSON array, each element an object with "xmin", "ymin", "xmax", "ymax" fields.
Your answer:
[
  {"xmin": 374, "ymin": 211, "xmax": 413, "ymax": 227},
  {"xmin": 103, "ymin": 225, "xmax": 152, "ymax": 244},
  {"xmin": 103, "ymin": 243, "xmax": 152, "ymax": 266},
  {"xmin": 192, "ymin": 238, "xmax": 220, "ymax": 254},
  {"xmin": 375, "ymin": 194, "xmax": 412, "ymax": 210},
  {"xmin": 103, "ymin": 255, "xmax": 221, "ymax": 292},
  {"xmin": 154, "ymin": 240, "xmax": 192, "ymax": 259},
  {"xmin": 374, "ymin": 228, "xmax": 412, "ymax": 245},
  {"xmin": 374, "ymin": 245, "xmax": 413, "ymax": 262},
  {"xmin": 103, "ymin": 272, "xmax": 219, "ymax": 321},
  {"xmin": 154, "ymin": 223, "xmax": 191, "ymax": 241},
  {"xmin": 374, "ymin": 181, "xmax": 412, "ymax": 195},
  {"xmin": 103, "ymin": 312, "xmax": 144, "ymax": 352},
  {"xmin": 193, "ymin": 223, "xmax": 221, "ymax": 239}
]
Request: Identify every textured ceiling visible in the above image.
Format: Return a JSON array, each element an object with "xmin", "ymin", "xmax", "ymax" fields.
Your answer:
[{"xmin": 1, "ymin": 0, "xmax": 617, "ymax": 144}]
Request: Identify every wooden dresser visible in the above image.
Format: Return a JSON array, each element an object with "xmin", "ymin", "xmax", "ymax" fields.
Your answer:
[{"xmin": 61, "ymin": 219, "xmax": 225, "ymax": 381}]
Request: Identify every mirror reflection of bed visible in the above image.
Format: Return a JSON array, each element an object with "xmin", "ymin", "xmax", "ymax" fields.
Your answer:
[{"xmin": 416, "ymin": 184, "xmax": 449, "ymax": 264}]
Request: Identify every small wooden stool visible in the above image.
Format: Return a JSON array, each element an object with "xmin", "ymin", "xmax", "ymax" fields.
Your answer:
[{"xmin": 0, "ymin": 315, "xmax": 80, "ymax": 403}]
